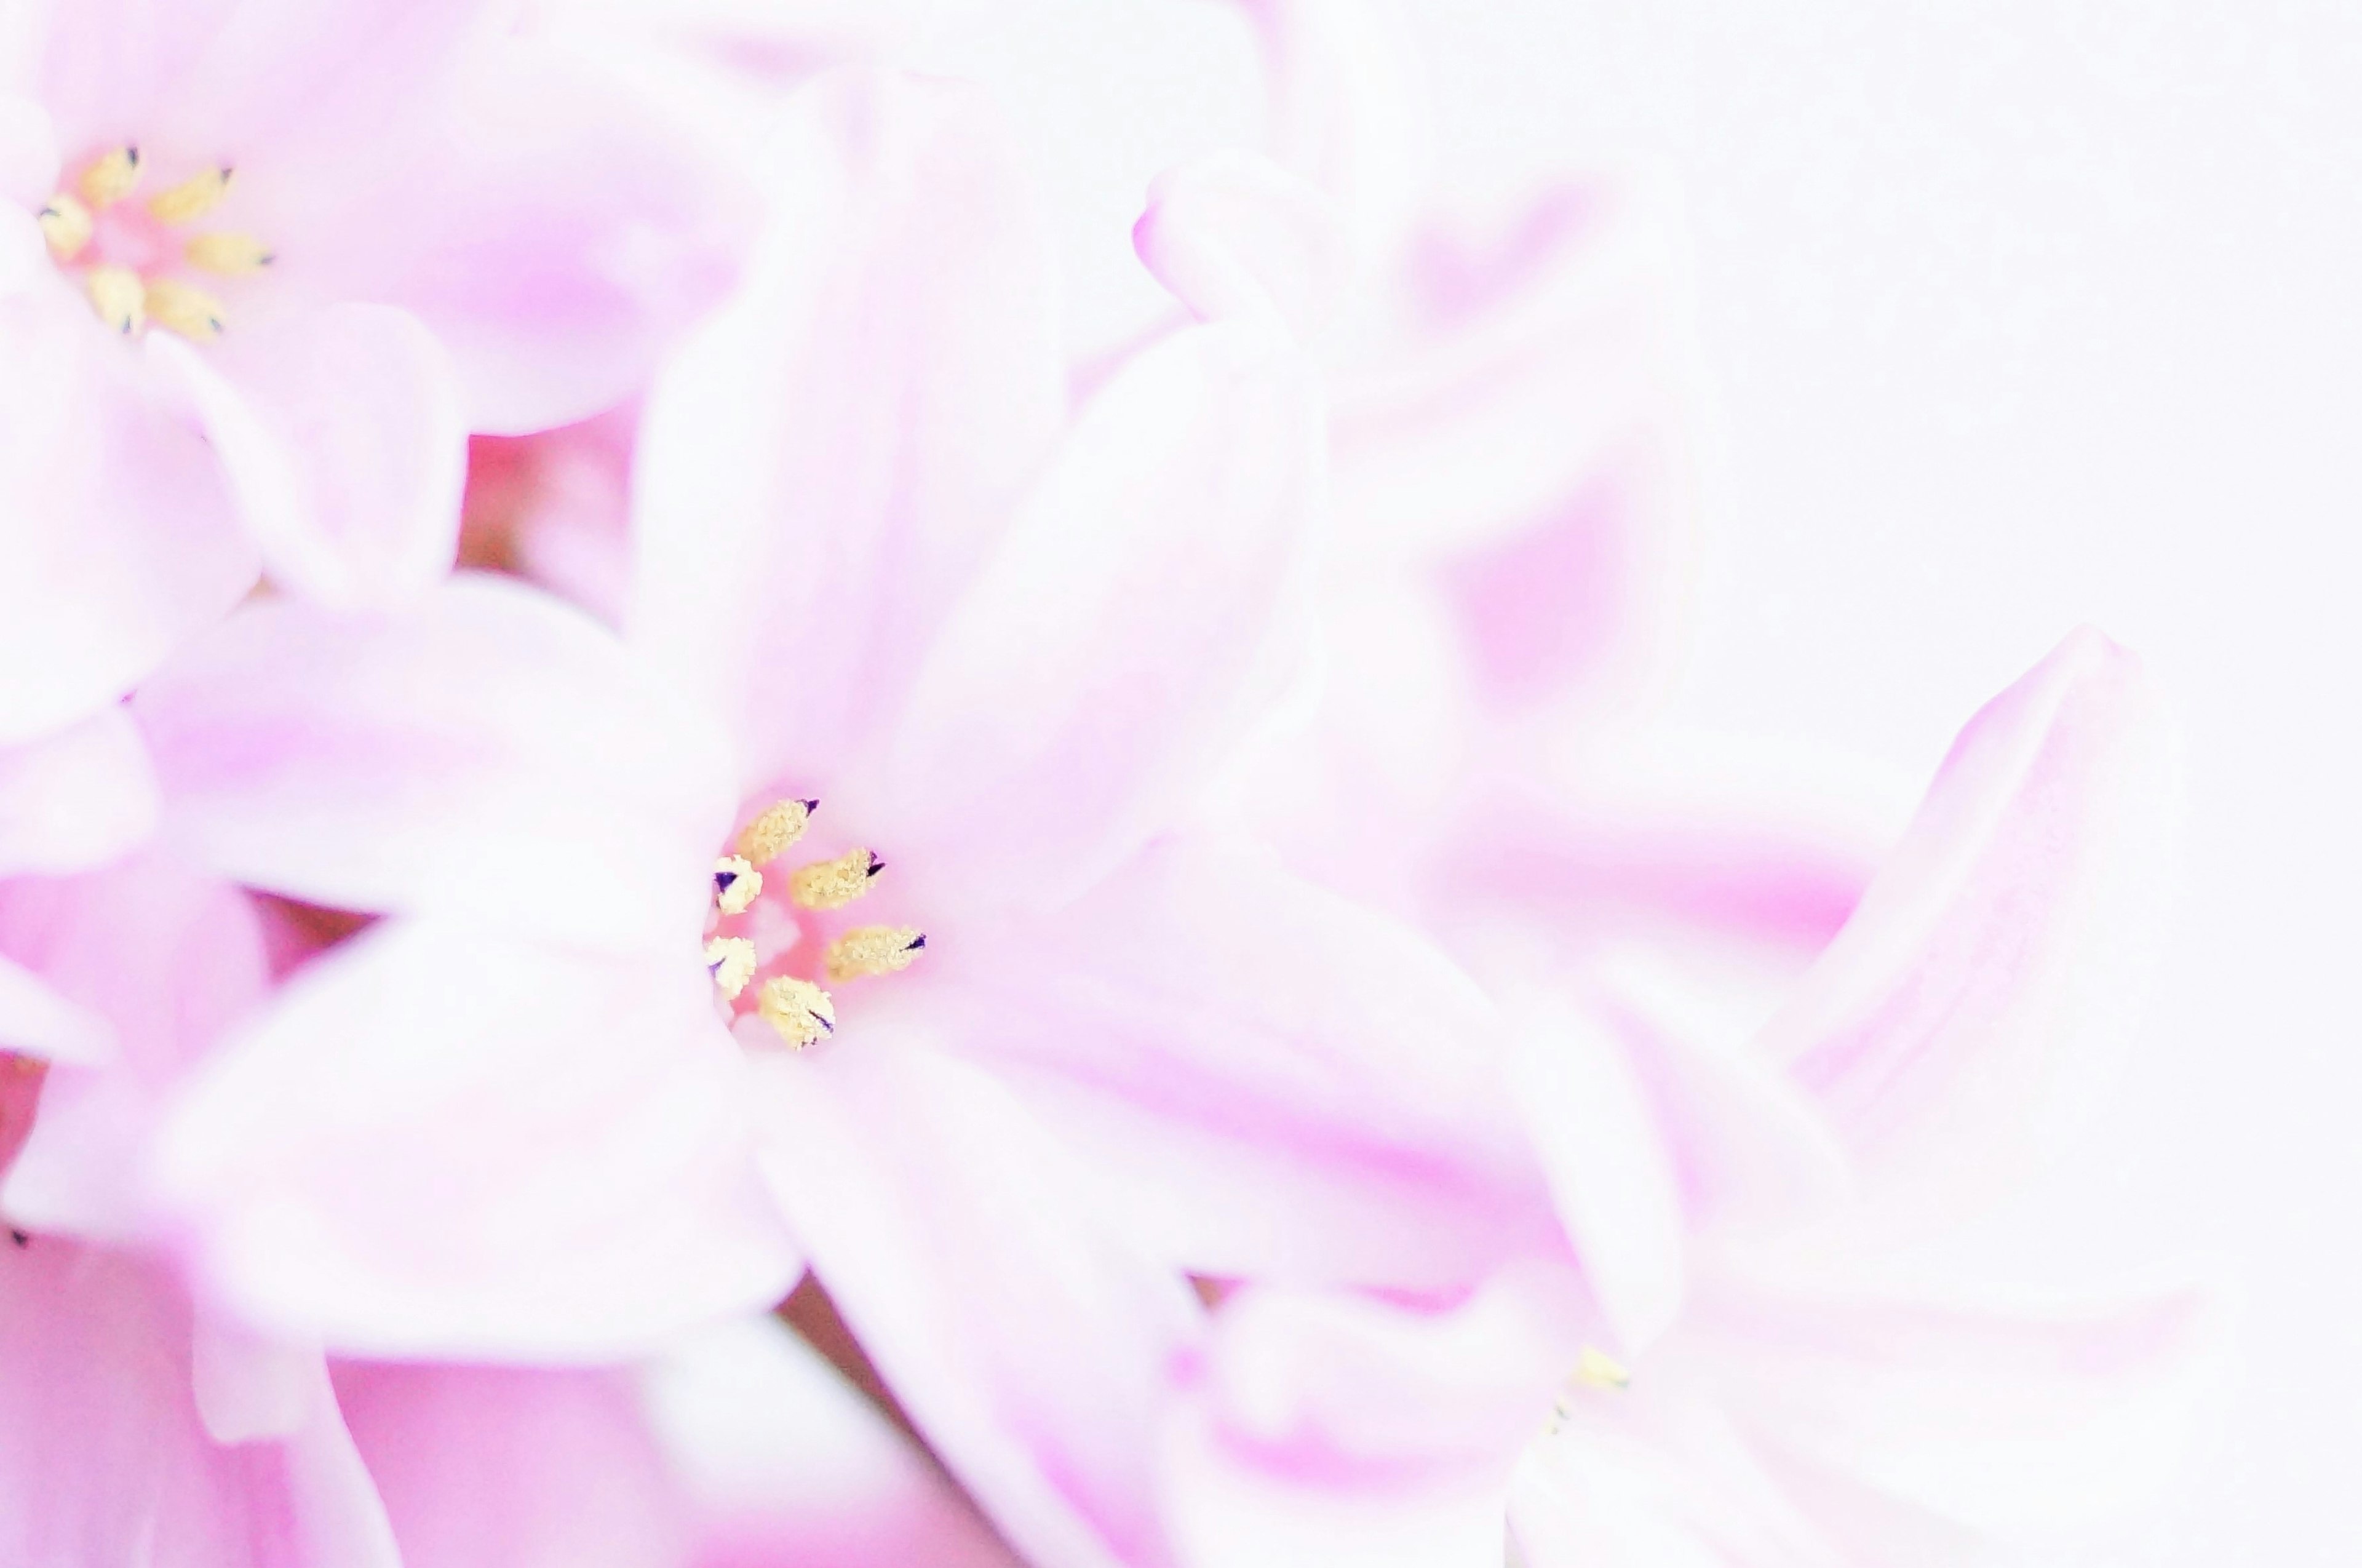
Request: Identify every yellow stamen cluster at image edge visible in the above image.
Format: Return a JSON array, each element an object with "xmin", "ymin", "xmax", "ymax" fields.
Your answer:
[
  {"xmin": 707, "ymin": 798, "xmax": 926, "ymax": 1051},
  {"xmin": 36, "ymin": 147, "xmax": 274, "ymax": 341}
]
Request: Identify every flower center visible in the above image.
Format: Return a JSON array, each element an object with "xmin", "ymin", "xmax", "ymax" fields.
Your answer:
[
  {"xmin": 1543, "ymin": 1344, "xmax": 1632, "ymax": 1434},
  {"xmin": 699, "ymin": 797, "xmax": 928, "ymax": 1050},
  {"xmin": 36, "ymin": 145, "xmax": 274, "ymax": 341}
]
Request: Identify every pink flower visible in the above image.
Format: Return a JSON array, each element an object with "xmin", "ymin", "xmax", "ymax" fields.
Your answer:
[
  {"xmin": 121, "ymin": 68, "xmax": 1528, "ymax": 1568},
  {"xmin": 1161, "ymin": 632, "xmax": 2219, "ymax": 1566},
  {"xmin": 0, "ymin": 0, "xmax": 744, "ymax": 742}
]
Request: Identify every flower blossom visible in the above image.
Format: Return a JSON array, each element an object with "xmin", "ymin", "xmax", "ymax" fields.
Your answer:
[
  {"xmin": 1161, "ymin": 631, "xmax": 2217, "ymax": 1566},
  {"xmin": 121, "ymin": 67, "xmax": 1538, "ymax": 1568},
  {"xmin": 0, "ymin": 0, "xmax": 742, "ymax": 742}
]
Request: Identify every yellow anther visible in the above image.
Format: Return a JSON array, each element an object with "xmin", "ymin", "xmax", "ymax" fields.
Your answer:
[
  {"xmin": 149, "ymin": 165, "xmax": 233, "ymax": 224},
  {"xmin": 704, "ymin": 936, "xmax": 757, "ymax": 1001},
  {"xmin": 712, "ymin": 856, "xmax": 761, "ymax": 916},
  {"xmin": 36, "ymin": 193, "xmax": 91, "ymax": 260},
  {"xmin": 78, "ymin": 146, "xmax": 142, "ymax": 207},
  {"xmin": 86, "ymin": 266, "xmax": 144, "ymax": 335},
  {"xmin": 1571, "ymin": 1345, "xmax": 1631, "ymax": 1391},
  {"xmin": 757, "ymin": 974, "xmax": 836, "ymax": 1049},
  {"xmin": 824, "ymin": 925, "xmax": 925, "ymax": 983},
  {"xmin": 144, "ymin": 278, "xmax": 226, "ymax": 342},
  {"xmin": 185, "ymin": 231, "xmax": 274, "ymax": 275},
  {"xmin": 789, "ymin": 847, "xmax": 881, "ymax": 911},
  {"xmin": 734, "ymin": 798, "xmax": 814, "ymax": 866}
]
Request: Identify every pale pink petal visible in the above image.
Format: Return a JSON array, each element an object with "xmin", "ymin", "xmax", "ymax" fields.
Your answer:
[
  {"xmin": 1581, "ymin": 955, "xmax": 1851, "ymax": 1244},
  {"xmin": 23, "ymin": 0, "xmax": 241, "ymax": 155},
  {"xmin": 0, "ymin": 708, "xmax": 159, "ymax": 877},
  {"xmin": 153, "ymin": 918, "xmax": 800, "ymax": 1360},
  {"xmin": 1165, "ymin": 1275, "xmax": 1575, "ymax": 1568},
  {"xmin": 1694, "ymin": 1278, "xmax": 2220, "ymax": 1549},
  {"xmin": 0, "ymin": 289, "xmax": 256, "ymax": 744},
  {"xmin": 151, "ymin": 304, "xmax": 466, "ymax": 608},
  {"xmin": 0, "ymin": 954, "xmax": 110, "ymax": 1067},
  {"xmin": 951, "ymin": 834, "xmax": 1559, "ymax": 1293},
  {"xmin": 1, "ymin": 849, "xmax": 268, "ymax": 1240},
  {"xmin": 1135, "ymin": 150, "xmax": 1350, "ymax": 338},
  {"xmin": 1499, "ymin": 981, "xmax": 1687, "ymax": 1354},
  {"xmin": 335, "ymin": 1360, "xmax": 693, "ymax": 1568},
  {"xmin": 747, "ymin": 1022, "xmax": 1203, "ymax": 1568},
  {"xmin": 630, "ymin": 68, "xmax": 1064, "ymax": 792},
  {"xmin": 325, "ymin": 39, "xmax": 750, "ymax": 434},
  {"xmin": 1228, "ymin": 0, "xmax": 1434, "ymax": 259},
  {"xmin": 878, "ymin": 321, "xmax": 1322, "ymax": 911},
  {"xmin": 0, "ymin": 94, "xmax": 60, "ymax": 209},
  {"xmin": 645, "ymin": 1315, "xmax": 1022, "ymax": 1568},
  {"xmin": 0, "ymin": 1237, "xmax": 398, "ymax": 1568},
  {"xmin": 1509, "ymin": 1401, "xmax": 1863, "ymax": 1568},
  {"xmin": 133, "ymin": 575, "xmax": 733, "ymax": 952},
  {"xmin": 1756, "ymin": 629, "xmax": 2181, "ymax": 1214}
]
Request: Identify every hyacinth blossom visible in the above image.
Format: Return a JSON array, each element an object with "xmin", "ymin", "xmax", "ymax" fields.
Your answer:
[
  {"xmin": 0, "ymin": 0, "xmax": 741, "ymax": 744},
  {"xmin": 109, "ymin": 68, "xmax": 1570, "ymax": 1568},
  {"xmin": 1160, "ymin": 631, "xmax": 2215, "ymax": 1567}
]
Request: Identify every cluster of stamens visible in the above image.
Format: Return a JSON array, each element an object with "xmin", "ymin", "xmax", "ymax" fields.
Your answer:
[
  {"xmin": 36, "ymin": 146, "xmax": 274, "ymax": 340},
  {"xmin": 701, "ymin": 797, "xmax": 927, "ymax": 1050}
]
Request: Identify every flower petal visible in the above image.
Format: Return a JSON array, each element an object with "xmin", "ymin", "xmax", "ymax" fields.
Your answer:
[
  {"xmin": 645, "ymin": 1315, "xmax": 1023, "ymax": 1568},
  {"xmin": 1695, "ymin": 1278, "xmax": 2220, "ymax": 1548},
  {"xmin": 0, "ymin": 290, "xmax": 256, "ymax": 744},
  {"xmin": 1756, "ymin": 629, "xmax": 2181, "ymax": 1215},
  {"xmin": 0, "ymin": 849, "xmax": 268, "ymax": 1240},
  {"xmin": 133, "ymin": 574, "xmax": 732, "ymax": 952},
  {"xmin": 630, "ymin": 68, "xmax": 1065, "ymax": 793},
  {"xmin": 880, "ymin": 320, "xmax": 1323, "ymax": 912},
  {"xmin": 1165, "ymin": 1274, "xmax": 1576, "ymax": 1568},
  {"xmin": 0, "ymin": 1238, "xmax": 398, "ymax": 1568},
  {"xmin": 1135, "ymin": 149, "xmax": 1350, "ymax": 338},
  {"xmin": 336, "ymin": 1360, "xmax": 693, "ymax": 1568},
  {"xmin": 952, "ymin": 834, "xmax": 1559, "ymax": 1293},
  {"xmin": 1498, "ymin": 981, "xmax": 1687, "ymax": 1354},
  {"xmin": 0, "ymin": 709, "xmax": 159, "ymax": 878},
  {"xmin": 153, "ymin": 918, "xmax": 800, "ymax": 1359},
  {"xmin": 748, "ymin": 1021, "xmax": 1203, "ymax": 1568},
  {"xmin": 150, "ymin": 303, "xmax": 466, "ymax": 609}
]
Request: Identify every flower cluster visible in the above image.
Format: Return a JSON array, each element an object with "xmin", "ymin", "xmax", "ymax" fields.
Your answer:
[{"xmin": 0, "ymin": 2, "xmax": 2209, "ymax": 1565}]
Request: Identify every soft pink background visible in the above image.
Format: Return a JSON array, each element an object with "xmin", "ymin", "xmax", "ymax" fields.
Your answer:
[{"xmin": 646, "ymin": 1, "xmax": 2348, "ymax": 1557}]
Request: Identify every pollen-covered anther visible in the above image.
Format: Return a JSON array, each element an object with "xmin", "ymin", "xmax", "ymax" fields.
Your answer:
[
  {"xmin": 145, "ymin": 278, "xmax": 226, "ymax": 341},
  {"xmin": 149, "ymin": 165, "xmax": 234, "ymax": 224},
  {"xmin": 757, "ymin": 974, "xmax": 836, "ymax": 1049},
  {"xmin": 1570, "ymin": 1345, "xmax": 1631, "ymax": 1392},
  {"xmin": 824, "ymin": 925, "xmax": 925, "ymax": 984},
  {"xmin": 704, "ymin": 936, "xmax": 758, "ymax": 1001},
  {"xmin": 86, "ymin": 267, "xmax": 144, "ymax": 335},
  {"xmin": 789, "ymin": 847, "xmax": 883, "ymax": 911},
  {"xmin": 185, "ymin": 231, "xmax": 274, "ymax": 275},
  {"xmin": 36, "ymin": 194, "xmax": 92, "ymax": 260},
  {"xmin": 78, "ymin": 146, "xmax": 141, "ymax": 207},
  {"xmin": 712, "ymin": 855, "xmax": 761, "ymax": 916},
  {"xmin": 734, "ymin": 797, "xmax": 815, "ymax": 866}
]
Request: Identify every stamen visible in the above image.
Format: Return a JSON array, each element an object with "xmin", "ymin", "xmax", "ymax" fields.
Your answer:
[
  {"xmin": 824, "ymin": 925, "xmax": 925, "ymax": 983},
  {"xmin": 757, "ymin": 974, "xmax": 837, "ymax": 1049},
  {"xmin": 36, "ymin": 194, "xmax": 92, "ymax": 260},
  {"xmin": 1571, "ymin": 1345, "xmax": 1631, "ymax": 1391},
  {"xmin": 144, "ymin": 278, "xmax": 226, "ymax": 341},
  {"xmin": 78, "ymin": 146, "xmax": 141, "ymax": 207},
  {"xmin": 149, "ymin": 165, "xmax": 233, "ymax": 224},
  {"xmin": 712, "ymin": 856, "xmax": 761, "ymax": 916},
  {"xmin": 789, "ymin": 847, "xmax": 883, "ymax": 910},
  {"xmin": 86, "ymin": 266, "xmax": 144, "ymax": 335},
  {"xmin": 704, "ymin": 936, "xmax": 758, "ymax": 1001},
  {"xmin": 186, "ymin": 232, "xmax": 274, "ymax": 275},
  {"xmin": 734, "ymin": 798, "xmax": 816, "ymax": 866}
]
